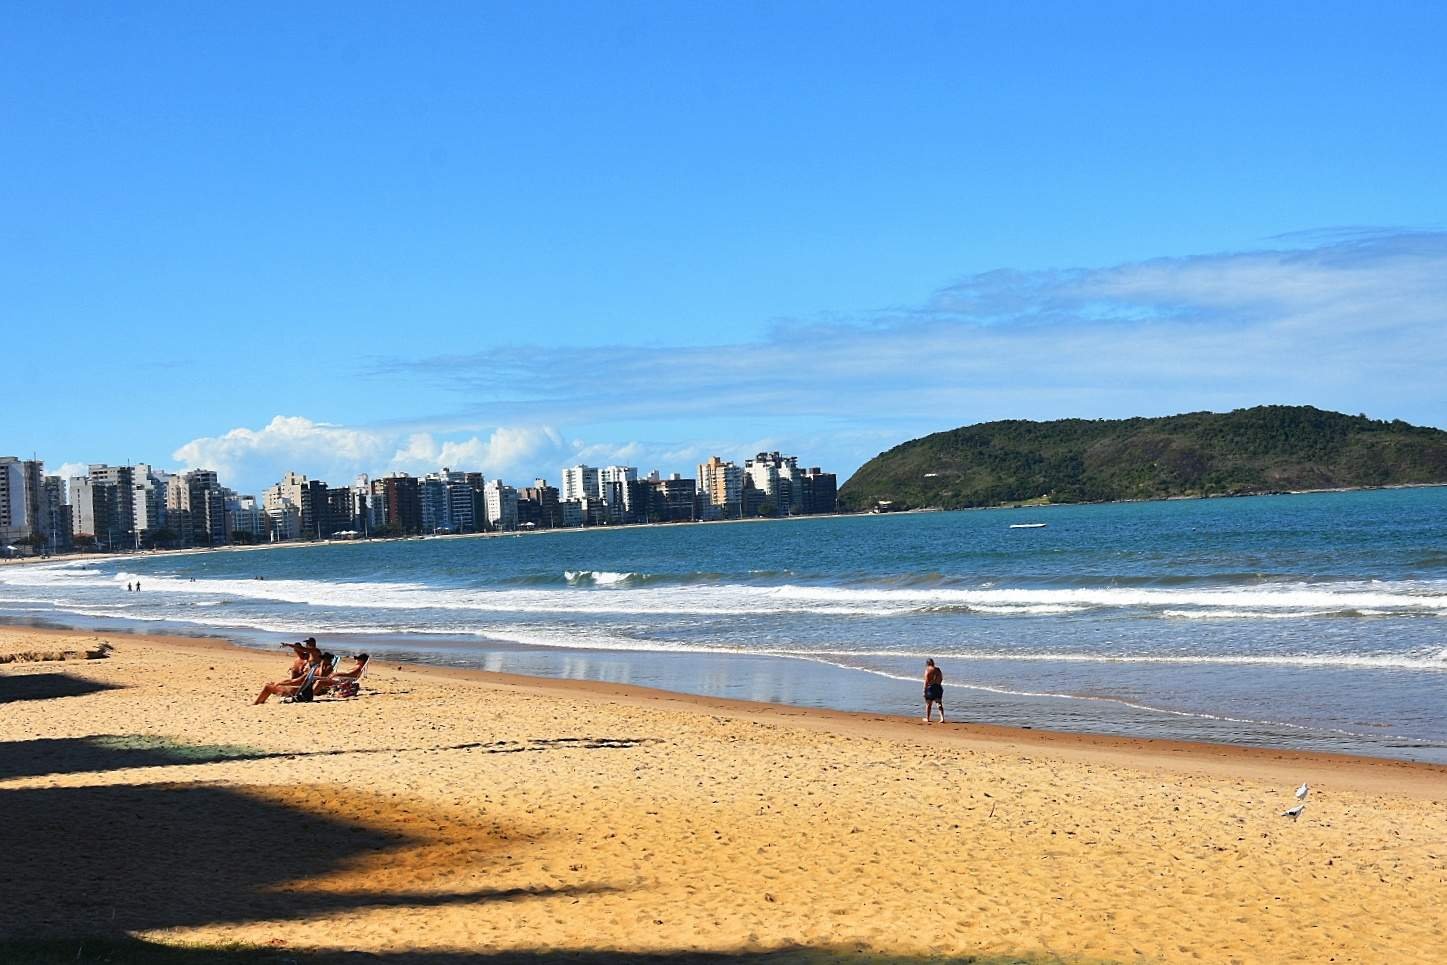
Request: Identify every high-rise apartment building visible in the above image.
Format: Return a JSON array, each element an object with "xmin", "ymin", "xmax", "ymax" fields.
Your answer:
[
  {"xmin": 745, "ymin": 452, "xmax": 803, "ymax": 515},
  {"xmin": 0, "ymin": 457, "xmax": 32, "ymax": 546},
  {"xmin": 800, "ymin": 468, "xmax": 838, "ymax": 515},
  {"xmin": 419, "ymin": 474, "xmax": 449, "ymax": 533},
  {"xmin": 652, "ymin": 474, "xmax": 698, "ymax": 521},
  {"xmin": 444, "ymin": 473, "xmax": 482, "ymax": 533},
  {"xmin": 39, "ymin": 475, "xmax": 70, "ymax": 552},
  {"xmin": 169, "ymin": 469, "xmax": 227, "ymax": 547},
  {"xmin": 375, "ymin": 474, "xmax": 422, "ymax": 535},
  {"xmin": 225, "ymin": 493, "xmax": 266, "ymax": 541},
  {"xmin": 561, "ymin": 465, "xmax": 600, "ymax": 502},
  {"xmin": 520, "ymin": 479, "xmax": 561, "ymax": 528},
  {"xmin": 597, "ymin": 466, "xmax": 638, "ymax": 521},
  {"xmin": 697, "ymin": 456, "xmax": 743, "ymax": 517},
  {"xmin": 73, "ymin": 465, "xmax": 136, "ymax": 550},
  {"xmin": 132, "ymin": 464, "xmax": 169, "ymax": 544},
  {"xmin": 483, "ymin": 479, "xmax": 519, "ymax": 531},
  {"xmin": 263, "ymin": 470, "xmax": 324, "ymax": 541}
]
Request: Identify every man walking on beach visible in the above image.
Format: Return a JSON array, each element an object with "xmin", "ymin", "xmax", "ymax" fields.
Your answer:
[{"xmin": 923, "ymin": 658, "xmax": 944, "ymax": 723}]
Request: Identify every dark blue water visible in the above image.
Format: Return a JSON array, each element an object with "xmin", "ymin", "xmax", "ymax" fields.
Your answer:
[{"xmin": 3, "ymin": 488, "xmax": 1445, "ymax": 760}]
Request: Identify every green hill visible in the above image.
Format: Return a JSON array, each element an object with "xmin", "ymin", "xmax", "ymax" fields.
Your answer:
[{"xmin": 837, "ymin": 406, "xmax": 1447, "ymax": 511}]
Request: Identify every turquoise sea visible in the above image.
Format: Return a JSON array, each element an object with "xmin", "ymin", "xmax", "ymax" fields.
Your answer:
[{"xmin": 3, "ymin": 487, "xmax": 1445, "ymax": 761}]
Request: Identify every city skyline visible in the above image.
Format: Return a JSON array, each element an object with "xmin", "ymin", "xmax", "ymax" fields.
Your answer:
[
  {"xmin": 0, "ymin": 447, "xmax": 838, "ymax": 553},
  {"xmin": 6, "ymin": 6, "xmax": 1447, "ymax": 494}
]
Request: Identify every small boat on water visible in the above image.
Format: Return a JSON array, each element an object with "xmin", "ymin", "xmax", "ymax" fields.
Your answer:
[{"xmin": 1009, "ymin": 523, "xmax": 1047, "ymax": 529}]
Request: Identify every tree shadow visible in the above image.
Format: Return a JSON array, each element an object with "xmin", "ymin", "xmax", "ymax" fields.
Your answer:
[
  {"xmin": 0, "ymin": 783, "xmax": 616, "ymax": 942},
  {"xmin": 0, "ymin": 736, "xmax": 264, "ymax": 779},
  {"xmin": 0, "ymin": 735, "xmax": 662, "ymax": 780},
  {"xmin": 0, "ymin": 937, "xmax": 1077, "ymax": 964},
  {"xmin": 0, "ymin": 672, "xmax": 120, "ymax": 704}
]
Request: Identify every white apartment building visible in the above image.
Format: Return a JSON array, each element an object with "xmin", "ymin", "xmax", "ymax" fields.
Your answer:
[
  {"xmin": 599, "ymin": 465, "xmax": 638, "ymax": 515},
  {"xmin": 745, "ymin": 451, "xmax": 803, "ymax": 514},
  {"xmin": 132, "ymin": 464, "xmax": 168, "ymax": 538},
  {"xmin": 483, "ymin": 479, "xmax": 519, "ymax": 531},
  {"xmin": 226, "ymin": 493, "xmax": 266, "ymax": 540},
  {"xmin": 68, "ymin": 475, "xmax": 99, "ymax": 542},
  {"xmin": 561, "ymin": 465, "xmax": 600, "ymax": 502}
]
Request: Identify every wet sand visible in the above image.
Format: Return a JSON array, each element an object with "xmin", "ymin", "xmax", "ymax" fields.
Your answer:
[{"xmin": 2, "ymin": 624, "xmax": 1444, "ymax": 962}]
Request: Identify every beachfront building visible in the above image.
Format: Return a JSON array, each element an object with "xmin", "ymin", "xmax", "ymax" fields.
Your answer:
[
  {"xmin": 599, "ymin": 465, "xmax": 637, "ymax": 521},
  {"xmin": 745, "ymin": 452, "xmax": 805, "ymax": 516},
  {"xmin": 520, "ymin": 479, "xmax": 560, "ymax": 528},
  {"xmin": 132, "ymin": 464, "xmax": 169, "ymax": 546},
  {"xmin": 483, "ymin": 479, "xmax": 519, "ymax": 531},
  {"xmin": 559, "ymin": 499, "xmax": 584, "ymax": 527},
  {"xmin": 40, "ymin": 476, "xmax": 70, "ymax": 552},
  {"xmin": 652, "ymin": 474, "xmax": 698, "ymax": 522},
  {"xmin": 324, "ymin": 487, "xmax": 353, "ymax": 537},
  {"xmin": 373, "ymin": 473, "xmax": 422, "ymax": 535},
  {"xmin": 349, "ymin": 475, "xmax": 374, "ymax": 535},
  {"xmin": 226, "ymin": 493, "xmax": 266, "ymax": 542},
  {"xmin": 800, "ymin": 467, "xmax": 838, "ymax": 515},
  {"xmin": 68, "ymin": 465, "xmax": 136, "ymax": 551},
  {"xmin": 697, "ymin": 456, "xmax": 743, "ymax": 518},
  {"xmin": 0, "ymin": 457, "xmax": 33, "ymax": 548},
  {"xmin": 263, "ymin": 474, "xmax": 302, "ymax": 541},
  {"xmin": 448, "ymin": 476, "xmax": 483, "ymax": 533},
  {"xmin": 419, "ymin": 473, "xmax": 449, "ymax": 533},
  {"xmin": 561, "ymin": 465, "xmax": 600, "ymax": 503},
  {"xmin": 266, "ymin": 504, "xmax": 301, "ymax": 541},
  {"xmin": 169, "ymin": 469, "xmax": 227, "ymax": 547},
  {"xmin": 263, "ymin": 471, "xmax": 327, "ymax": 540}
]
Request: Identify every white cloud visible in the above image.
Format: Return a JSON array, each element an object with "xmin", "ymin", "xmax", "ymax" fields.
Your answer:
[
  {"xmin": 53, "ymin": 462, "xmax": 90, "ymax": 481},
  {"xmin": 172, "ymin": 416, "xmax": 391, "ymax": 484},
  {"xmin": 367, "ymin": 229, "xmax": 1447, "ymax": 439},
  {"xmin": 385, "ymin": 426, "xmax": 566, "ymax": 479}
]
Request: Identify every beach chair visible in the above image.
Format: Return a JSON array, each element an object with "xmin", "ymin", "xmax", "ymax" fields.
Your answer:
[
  {"xmin": 330, "ymin": 661, "xmax": 367, "ymax": 699},
  {"xmin": 281, "ymin": 663, "xmax": 320, "ymax": 704}
]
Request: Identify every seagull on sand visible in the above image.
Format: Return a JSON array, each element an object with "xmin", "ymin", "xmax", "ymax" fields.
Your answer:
[
  {"xmin": 1281, "ymin": 804, "xmax": 1306, "ymax": 821},
  {"xmin": 1295, "ymin": 782, "xmax": 1309, "ymax": 801}
]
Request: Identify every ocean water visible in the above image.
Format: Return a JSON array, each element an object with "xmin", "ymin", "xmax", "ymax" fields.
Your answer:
[{"xmin": 3, "ymin": 488, "xmax": 1445, "ymax": 762}]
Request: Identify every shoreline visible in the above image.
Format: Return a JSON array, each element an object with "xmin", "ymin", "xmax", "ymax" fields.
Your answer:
[{"xmin": 7, "ymin": 621, "xmax": 1444, "ymax": 797}]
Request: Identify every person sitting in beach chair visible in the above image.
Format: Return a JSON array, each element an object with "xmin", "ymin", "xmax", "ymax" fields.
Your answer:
[
  {"xmin": 316, "ymin": 654, "xmax": 369, "ymax": 699},
  {"xmin": 279, "ymin": 640, "xmax": 314, "ymax": 681},
  {"xmin": 254, "ymin": 652, "xmax": 335, "ymax": 704}
]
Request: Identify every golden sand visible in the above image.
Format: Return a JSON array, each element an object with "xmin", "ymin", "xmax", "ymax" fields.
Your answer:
[{"xmin": 1, "ymin": 625, "xmax": 1443, "ymax": 963}]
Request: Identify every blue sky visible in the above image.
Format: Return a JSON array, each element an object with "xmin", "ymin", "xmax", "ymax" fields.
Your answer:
[{"xmin": 4, "ymin": 2, "xmax": 1446, "ymax": 493}]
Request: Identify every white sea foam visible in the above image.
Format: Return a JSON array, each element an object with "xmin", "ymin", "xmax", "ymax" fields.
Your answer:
[
  {"xmin": 7, "ymin": 563, "xmax": 1446, "ymax": 620},
  {"xmin": 564, "ymin": 570, "xmax": 636, "ymax": 586}
]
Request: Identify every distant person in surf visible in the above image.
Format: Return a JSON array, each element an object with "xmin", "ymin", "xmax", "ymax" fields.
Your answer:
[{"xmin": 923, "ymin": 658, "xmax": 945, "ymax": 723}]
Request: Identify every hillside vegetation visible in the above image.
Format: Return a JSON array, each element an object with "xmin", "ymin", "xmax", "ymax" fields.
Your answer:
[{"xmin": 837, "ymin": 406, "xmax": 1447, "ymax": 511}]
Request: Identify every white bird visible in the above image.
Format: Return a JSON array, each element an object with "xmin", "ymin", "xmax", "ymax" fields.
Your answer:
[
  {"xmin": 1281, "ymin": 804, "xmax": 1306, "ymax": 821},
  {"xmin": 1295, "ymin": 782, "xmax": 1309, "ymax": 801}
]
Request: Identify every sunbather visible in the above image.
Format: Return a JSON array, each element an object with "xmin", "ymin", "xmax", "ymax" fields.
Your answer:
[
  {"xmin": 314, "ymin": 654, "xmax": 369, "ymax": 697},
  {"xmin": 253, "ymin": 652, "xmax": 335, "ymax": 704}
]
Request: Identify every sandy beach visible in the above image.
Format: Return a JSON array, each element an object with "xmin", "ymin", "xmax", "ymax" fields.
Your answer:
[{"xmin": 2, "ymin": 624, "xmax": 1444, "ymax": 963}]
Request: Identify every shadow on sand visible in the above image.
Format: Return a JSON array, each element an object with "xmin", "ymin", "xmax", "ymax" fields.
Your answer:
[
  {"xmin": 0, "ymin": 937, "xmax": 1079, "ymax": 964},
  {"xmin": 0, "ymin": 672, "xmax": 120, "ymax": 704},
  {"xmin": 0, "ymin": 782, "xmax": 615, "ymax": 942},
  {"xmin": 0, "ymin": 734, "xmax": 661, "ymax": 780}
]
